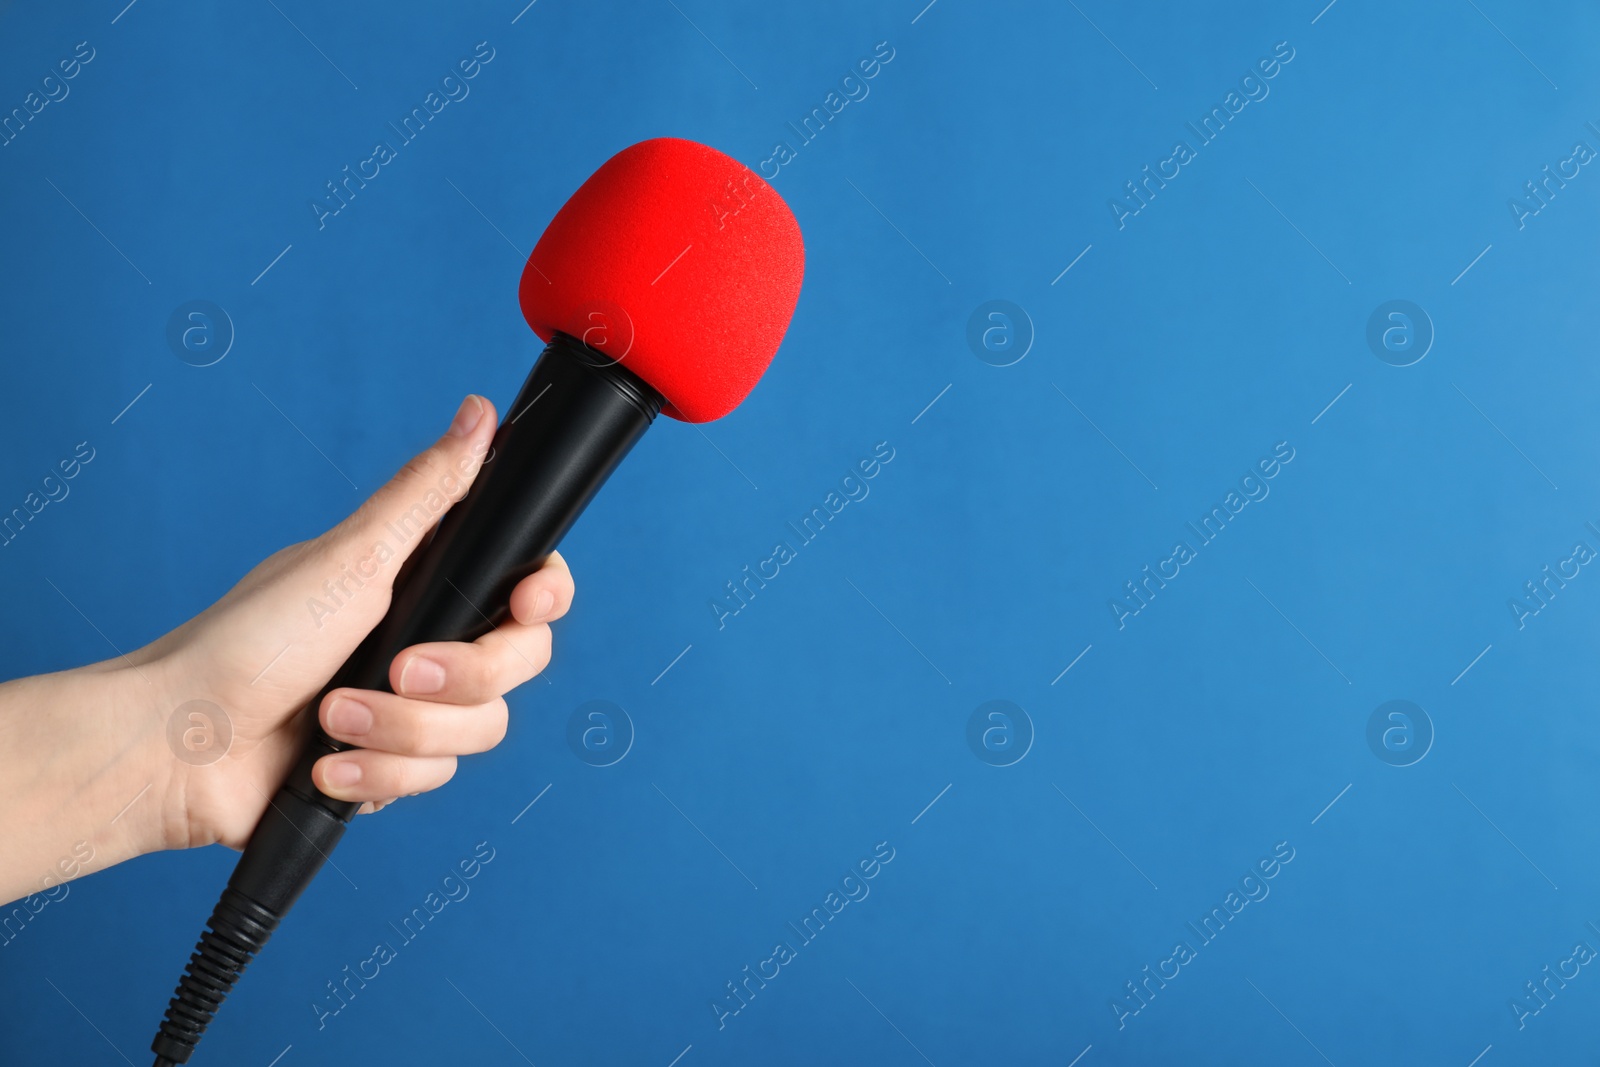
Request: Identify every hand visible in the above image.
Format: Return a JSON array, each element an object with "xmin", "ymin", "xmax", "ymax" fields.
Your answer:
[{"xmin": 0, "ymin": 396, "xmax": 572, "ymax": 903}]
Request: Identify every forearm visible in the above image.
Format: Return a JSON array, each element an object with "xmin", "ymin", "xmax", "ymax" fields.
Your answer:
[{"xmin": 0, "ymin": 657, "xmax": 176, "ymax": 906}]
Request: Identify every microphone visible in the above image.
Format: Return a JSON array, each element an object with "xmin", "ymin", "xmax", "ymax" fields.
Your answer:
[{"xmin": 149, "ymin": 137, "xmax": 804, "ymax": 1066}]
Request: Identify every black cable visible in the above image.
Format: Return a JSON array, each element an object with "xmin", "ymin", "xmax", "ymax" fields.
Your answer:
[{"xmin": 150, "ymin": 886, "xmax": 283, "ymax": 1064}]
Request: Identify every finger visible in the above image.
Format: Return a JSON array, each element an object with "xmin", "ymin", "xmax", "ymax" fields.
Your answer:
[
  {"xmin": 313, "ymin": 750, "xmax": 457, "ymax": 804},
  {"xmin": 390, "ymin": 622, "xmax": 552, "ymax": 705},
  {"xmin": 319, "ymin": 689, "xmax": 508, "ymax": 757},
  {"xmin": 507, "ymin": 550, "xmax": 575, "ymax": 626},
  {"xmin": 322, "ymin": 395, "xmax": 499, "ymax": 578}
]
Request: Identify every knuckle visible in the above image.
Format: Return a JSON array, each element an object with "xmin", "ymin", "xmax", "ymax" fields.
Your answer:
[
  {"xmin": 386, "ymin": 756, "xmax": 419, "ymax": 797},
  {"xmin": 260, "ymin": 539, "xmax": 312, "ymax": 571},
  {"xmin": 304, "ymin": 528, "xmax": 350, "ymax": 571},
  {"xmin": 387, "ymin": 704, "xmax": 431, "ymax": 754},
  {"xmin": 397, "ymin": 451, "xmax": 440, "ymax": 486},
  {"xmin": 463, "ymin": 650, "xmax": 500, "ymax": 697},
  {"xmin": 335, "ymin": 500, "xmax": 378, "ymax": 539}
]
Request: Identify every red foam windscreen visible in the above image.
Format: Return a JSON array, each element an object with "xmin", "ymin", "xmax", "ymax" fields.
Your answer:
[{"xmin": 519, "ymin": 138, "xmax": 805, "ymax": 423}]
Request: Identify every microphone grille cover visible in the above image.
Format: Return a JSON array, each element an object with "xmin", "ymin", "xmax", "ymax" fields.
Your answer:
[{"xmin": 519, "ymin": 138, "xmax": 804, "ymax": 423}]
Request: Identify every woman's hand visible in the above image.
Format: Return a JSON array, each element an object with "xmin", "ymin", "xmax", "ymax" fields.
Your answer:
[{"xmin": 0, "ymin": 396, "xmax": 571, "ymax": 904}]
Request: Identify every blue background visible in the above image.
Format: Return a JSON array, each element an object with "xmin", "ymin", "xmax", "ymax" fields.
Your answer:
[{"xmin": 1, "ymin": 1, "xmax": 1597, "ymax": 1064}]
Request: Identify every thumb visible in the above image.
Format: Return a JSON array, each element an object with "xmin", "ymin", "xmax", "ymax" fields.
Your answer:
[
  {"xmin": 152, "ymin": 395, "xmax": 500, "ymax": 701},
  {"xmin": 321, "ymin": 394, "xmax": 498, "ymax": 583}
]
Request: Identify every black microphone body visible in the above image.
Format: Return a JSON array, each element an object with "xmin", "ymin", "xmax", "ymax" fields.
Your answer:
[{"xmin": 152, "ymin": 334, "xmax": 663, "ymax": 1065}]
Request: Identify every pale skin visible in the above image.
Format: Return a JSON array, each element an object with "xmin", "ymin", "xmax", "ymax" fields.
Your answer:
[{"xmin": 0, "ymin": 395, "xmax": 571, "ymax": 907}]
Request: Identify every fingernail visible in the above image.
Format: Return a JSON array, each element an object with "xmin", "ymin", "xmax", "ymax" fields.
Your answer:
[
  {"xmin": 327, "ymin": 697, "xmax": 372, "ymax": 738},
  {"xmin": 400, "ymin": 656, "xmax": 447, "ymax": 695},
  {"xmin": 448, "ymin": 395, "xmax": 484, "ymax": 438},
  {"xmin": 533, "ymin": 589, "xmax": 555, "ymax": 620},
  {"xmin": 325, "ymin": 760, "xmax": 362, "ymax": 788}
]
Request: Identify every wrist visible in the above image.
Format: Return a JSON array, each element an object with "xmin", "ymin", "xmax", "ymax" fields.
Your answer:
[
  {"xmin": 0, "ymin": 654, "xmax": 181, "ymax": 903},
  {"xmin": 96, "ymin": 655, "xmax": 185, "ymax": 858}
]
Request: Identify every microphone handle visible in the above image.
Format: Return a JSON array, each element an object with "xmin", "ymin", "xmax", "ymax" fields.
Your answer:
[{"xmin": 151, "ymin": 334, "xmax": 663, "ymax": 1066}]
